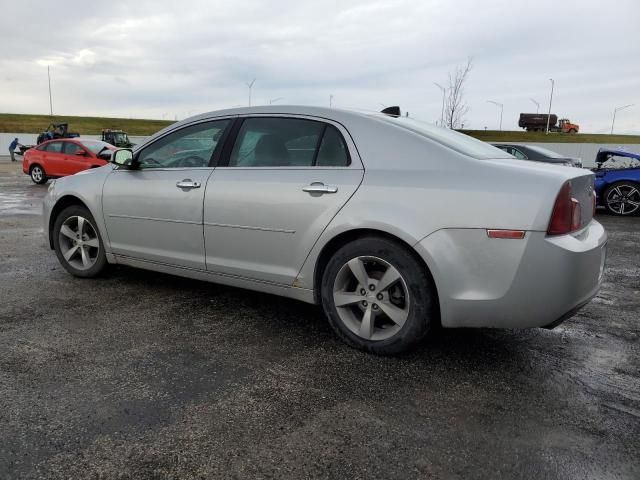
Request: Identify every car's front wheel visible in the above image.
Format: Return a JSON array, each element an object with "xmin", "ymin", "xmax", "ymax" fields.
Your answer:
[
  {"xmin": 29, "ymin": 164, "xmax": 47, "ymax": 184},
  {"xmin": 603, "ymin": 182, "xmax": 640, "ymax": 216},
  {"xmin": 321, "ymin": 236, "xmax": 437, "ymax": 355},
  {"xmin": 52, "ymin": 205, "xmax": 108, "ymax": 277}
]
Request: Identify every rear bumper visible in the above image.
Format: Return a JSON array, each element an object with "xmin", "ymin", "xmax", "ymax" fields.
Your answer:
[{"xmin": 416, "ymin": 221, "xmax": 607, "ymax": 328}]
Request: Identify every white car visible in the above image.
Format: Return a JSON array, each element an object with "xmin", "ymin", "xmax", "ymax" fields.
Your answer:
[{"xmin": 42, "ymin": 106, "xmax": 607, "ymax": 354}]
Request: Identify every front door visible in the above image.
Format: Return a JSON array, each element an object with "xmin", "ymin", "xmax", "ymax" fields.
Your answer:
[
  {"xmin": 204, "ymin": 116, "xmax": 363, "ymax": 285},
  {"xmin": 102, "ymin": 119, "xmax": 231, "ymax": 269},
  {"xmin": 61, "ymin": 141, "xmax": 92, "ymax": 175}
]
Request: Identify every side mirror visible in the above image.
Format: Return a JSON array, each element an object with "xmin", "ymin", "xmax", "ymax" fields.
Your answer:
[
  {"xmin": 111, "ymin": 148, "xmax": 134, "ymax": 168},
  {"xmin": 75, "ymin": 150, "xmax": 87, "ymax": 156}
]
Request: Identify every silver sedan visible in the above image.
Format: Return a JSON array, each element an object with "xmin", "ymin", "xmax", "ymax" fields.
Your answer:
[{"xmin": 42, "ymin": 106, "xmax": 607, "ymax": 354}]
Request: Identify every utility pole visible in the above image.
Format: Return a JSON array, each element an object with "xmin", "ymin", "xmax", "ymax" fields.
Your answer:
[
  {"xmin": 329, "ymin": 94, "xmax": 334, "ymax": 108},
  {"xmin": 47, "ymin": 65, "xmax": 53, "ymax": 116},
  {"xmin": 487, "ymin": 100, "xmax": 504, "ymax": 131},
  {"xmin": 545, "ymin": 78, "xmax": 554, "ymax": 134},
  {"xmin": 529, "ymin": 98, "xmax": 540, "ymax": 114},
  {"xmin": 246, "ymin": 79, "xmax": 256, "ymax": 106},
  {"xmin": 434, "ymin": 82, "xmax": 446, "ymax": 127},
  {"xmin": 611, "ymin": 104, "xmax": 634, "ymax": 134}
]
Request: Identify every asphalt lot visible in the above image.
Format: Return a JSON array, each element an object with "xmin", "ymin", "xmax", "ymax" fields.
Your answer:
[{"xmin": 0, "ymin": 159, "xmax": 638, "ymax": 479}]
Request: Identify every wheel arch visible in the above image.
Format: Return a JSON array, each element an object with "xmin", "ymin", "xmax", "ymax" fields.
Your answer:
[
  {"xmin": 312, "ymin": 228, "xmax": 440, "ymax": 319},
  {"xmin": 48, "ymin": 195, "xmax": 91, "ymax": 249}
]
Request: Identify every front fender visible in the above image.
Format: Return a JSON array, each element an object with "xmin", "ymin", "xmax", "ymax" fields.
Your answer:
[{"xmin": 44, "ymin": 165, "xmax": 114, "ymax": 254}]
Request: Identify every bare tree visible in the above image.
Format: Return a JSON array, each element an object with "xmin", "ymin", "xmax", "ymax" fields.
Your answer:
[{"xmin": 444, "ymin": 57, "xmax": 473, "ymax": 129}]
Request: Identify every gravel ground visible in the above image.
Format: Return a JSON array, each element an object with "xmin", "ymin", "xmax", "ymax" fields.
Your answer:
[{"xmin": 0, "ymin": 161, "xmax": 638, "ymax": 479}]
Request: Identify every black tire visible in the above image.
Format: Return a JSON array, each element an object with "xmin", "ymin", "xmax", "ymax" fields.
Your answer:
[
  {"xmin": 321, "ymin": 236, "xmax": 438, "ymax": 355},
  {"xmin": 603, "ymin": 181, "xmax": 640, "ymax": 216},
  {"xmin": 52, "ymin": 205, "xmax": 108, "ymax": 278},
  {"xmin": 29, "ymin": 164, "xmax": 48, "ymax": 184}
]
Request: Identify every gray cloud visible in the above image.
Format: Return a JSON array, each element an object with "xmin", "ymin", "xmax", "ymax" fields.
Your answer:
[{"xmin": 1, "ymin": 0, "xmax": 638, "ymax": 132}]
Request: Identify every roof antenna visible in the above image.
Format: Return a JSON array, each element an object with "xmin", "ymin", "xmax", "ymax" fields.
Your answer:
[{"xmin": 381, "ymin": 106, "xmax": 401, "ymax": 117}]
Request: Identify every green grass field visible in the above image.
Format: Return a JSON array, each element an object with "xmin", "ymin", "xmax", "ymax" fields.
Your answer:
[
  {"xmin": 2, "ymin": 113, "xmax": 640, "ymax": 144},
  {"xmin": 0, "ymin": 113, "xmax": 174, "ymax": 136}
]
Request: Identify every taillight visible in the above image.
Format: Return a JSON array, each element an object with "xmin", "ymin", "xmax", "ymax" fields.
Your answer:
[{"xmin": 548, "ymin": 181, "xmax": 582, "ymax": 235}]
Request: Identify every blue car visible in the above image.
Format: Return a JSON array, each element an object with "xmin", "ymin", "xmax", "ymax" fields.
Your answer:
[{"xmin": 593, "ymin": 148, "xmax": 640, "ymax": 215}]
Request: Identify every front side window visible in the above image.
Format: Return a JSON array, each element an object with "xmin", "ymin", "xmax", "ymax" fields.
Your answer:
[
  {"xmin": 137, "ymin": 120, "xmax": 230, "ymax": 169},
  {"xmin": 44, "ymin": 142, "xmax": 63, "ymax": 153},
  {"xmin": 63, "ymin": 142, "xmax": 86, "ymax": 156},
  {"xmin": 229, "ymin": 117, "xmax": 350, "ymax": 167}
]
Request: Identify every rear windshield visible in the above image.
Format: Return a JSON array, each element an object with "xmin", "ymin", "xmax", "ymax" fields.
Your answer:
[
  {"xmin": 376, "ymin": 115, "xmax": 512, "ymax": 159},
  {"xmin": 525, "ymin": 145, "xmax": 565, "ymax": 158}
]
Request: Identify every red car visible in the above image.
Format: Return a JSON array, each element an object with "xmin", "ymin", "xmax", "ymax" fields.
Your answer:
[{"xmin": 23, "ymin": 138, "xmax": 115, "ymax": 184}]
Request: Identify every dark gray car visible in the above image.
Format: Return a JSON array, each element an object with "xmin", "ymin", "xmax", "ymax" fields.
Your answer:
[{"xmin": 492, "ymin": 144, "xmax": 582, "ymax": 168}]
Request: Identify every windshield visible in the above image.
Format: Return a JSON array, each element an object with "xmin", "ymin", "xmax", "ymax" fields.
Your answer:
[
  {"xmin": 80, "ymin": 140, "xmax": 112, "ymax": 154},
  {"xmin": 376, "ymin": 115, "xmax": 512, "ymax": 159},
  {"xmin": 525, "ymin": 145, "xmax": 566, "ymax": 158},
  {"xmin": 113, "ymin": 133, "xmax": 128, "ymax": 143}
]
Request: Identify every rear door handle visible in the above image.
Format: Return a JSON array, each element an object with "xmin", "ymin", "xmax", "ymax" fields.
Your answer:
[
  {"xmin": 176, "ymin": 179, "xmax": 201, "ymax": 189},
  {"xmin": 302, "ymin": 183, "xmax": 338, "ymax": 194}
]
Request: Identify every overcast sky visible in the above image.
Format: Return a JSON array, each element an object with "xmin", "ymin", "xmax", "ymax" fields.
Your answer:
[{"xmin": 1, "ymin": 0, "xmax": 639, "ymax": 132}]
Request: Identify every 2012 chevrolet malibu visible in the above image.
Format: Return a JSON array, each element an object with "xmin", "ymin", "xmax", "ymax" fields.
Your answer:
[{"xmin": 43, "ymin": 106, "xmax": 607, "ymax": 354}]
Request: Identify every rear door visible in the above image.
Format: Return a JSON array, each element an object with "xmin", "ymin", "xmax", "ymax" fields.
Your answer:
[
  {"xmin": 41, "ymin": 141, "xmax": 65, "ymax": 176},
  {"xmin": 102, "ymin": 119, "xmax": 231, "ymax": 269},
  {"xmin": 203, "ymin": 115, "xmax": 364, "ymax": 285}
]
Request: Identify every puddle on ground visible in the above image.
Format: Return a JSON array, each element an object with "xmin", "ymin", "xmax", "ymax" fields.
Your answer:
[{"xmin": 0, "ymin": 190, "xmax": 43, "ymax": 215}]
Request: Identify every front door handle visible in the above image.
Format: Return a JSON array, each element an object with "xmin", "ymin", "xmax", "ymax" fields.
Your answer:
[
  {"xmin": 176, "ymin": 179, "xmax": 201, "ymax": 189},
  {"xmin": 302, "ymin": 183, "xmax": 338, "ymax": 194}
]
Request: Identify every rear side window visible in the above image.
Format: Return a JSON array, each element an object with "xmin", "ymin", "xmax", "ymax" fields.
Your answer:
[
  {"xmin": 316, "ymin": 126, "xmax": 350, "ymax": 166},
  {"xmin": 229, "ymin": 117, "xmax": 350, "ymax": 167},
  {"xmin": 44, "ymin": 142, "xmax": 63, "ymax": 153}
]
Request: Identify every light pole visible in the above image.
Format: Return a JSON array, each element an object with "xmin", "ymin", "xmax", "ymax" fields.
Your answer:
[
  {"xmin": 47, "ymin": 65, "xmax": 53, "ymax": 116},
  {"xmin": 245, "ymin": 79, "xmax": 256, "ymax": 106},
  {"xmin": 434, "ymin": 82, "xmax": 446, "ymax": 127},
  {"xmin": 529, "ymin": 98, "xmax": 540, "ymax": 114},
  {"xmin": 611, "ymin": 104, "xmax": 634, "ymax": 134},
  {"xmin": 545, "ymin": 78, "xmax": 554, "ymax": 134},
  {"xmin": 487, "ymin": 100, "xmax": 504, "ymax": 131},
  {"xmin": 269, "ymin": 97, "xmax": 283, "ymax": 105}
]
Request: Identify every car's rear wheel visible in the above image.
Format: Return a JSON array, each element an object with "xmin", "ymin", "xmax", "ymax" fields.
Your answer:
[
  {"xmin": 29, "ymin": 164, "xmax": 47, "ymax": 184},
  {"xmin": 603, "ymin": 182, "xmax": 640, "ymax": 216},
  {"xmin": 321, "ymin": 236, "xmax": 437, "ymax": 355},
  {"xmin": 53, "ymin": 205, "xmax": 107, "ymax": 277}
]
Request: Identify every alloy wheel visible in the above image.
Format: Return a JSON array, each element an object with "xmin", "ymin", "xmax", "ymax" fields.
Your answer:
[
  {"xmin": 606, "ymin": 184, "xmax": 640, "ymax": 215},
  {"xmin": 58, "ymin": 216, "xmax": 101, "ymax": 270},
  {"xmin": 332, "ymin": 256, "xmax": 410, "ymax": 341},
  {"xmin": 31, "ymin": 167, "xmax": 43, "ymax": 183}
]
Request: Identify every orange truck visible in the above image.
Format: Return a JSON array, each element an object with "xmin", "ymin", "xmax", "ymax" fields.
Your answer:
[{"xmin": 518, "ymin": 113, "xmax": 579, "ymax": 133}]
